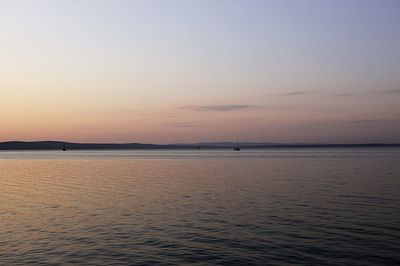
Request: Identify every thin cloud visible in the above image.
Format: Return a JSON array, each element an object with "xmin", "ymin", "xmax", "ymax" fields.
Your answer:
[
  {"xmin": 367, "ymin": 89, "xmax": 400, "ymax": 95},
  {"xmin": 180, "ymin": 105, "xmax": 258, "ymax": 112},
  {"xmin": 302, "ymin": 119, "xmax": 399, "ymax": 128},
  {"xmin": 332, "ymin": 93, "xmax": 354, "ymax": 97},
  {"xmin": 283, "ymin": 91, "xmax": 308, "ymax": 96},
  {"xmin": 341, "ymin": 119, "xmax": 399, "ymax": 124},
  {"xmin": 384, "ymin": 89, "xmax": 400, "ymax": 94}
]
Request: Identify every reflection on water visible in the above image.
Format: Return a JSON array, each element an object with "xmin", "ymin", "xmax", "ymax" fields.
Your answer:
[{"xmin": 0, "ymin": 148, "xmax": 399, "ymax": 265}]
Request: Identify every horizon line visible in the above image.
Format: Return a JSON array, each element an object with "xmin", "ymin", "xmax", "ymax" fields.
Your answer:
[{"xmin": 1, "ymin": 140, "xmax": 400, "ymax": 146}]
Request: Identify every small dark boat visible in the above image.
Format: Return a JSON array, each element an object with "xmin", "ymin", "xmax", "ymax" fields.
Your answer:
[
  {"xmin": 62, "ymin": 144, "xmax": 66, "ymax": 151},
  {"xmin": 233, "ymin": 142, "xmax": 240, "ymax": 151}
]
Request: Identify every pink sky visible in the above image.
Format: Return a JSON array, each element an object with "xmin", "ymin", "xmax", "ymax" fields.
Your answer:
[{"xmin": 1, "ymin": 1, "xmax": 399, "ymax": 143}]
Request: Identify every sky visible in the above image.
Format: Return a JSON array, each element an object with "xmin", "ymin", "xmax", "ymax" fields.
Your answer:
[{"xmin": 1, "ymin": 0, "xmax": 400, "ymax": 144}]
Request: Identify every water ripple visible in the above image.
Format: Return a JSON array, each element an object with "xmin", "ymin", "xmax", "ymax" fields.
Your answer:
[{"xmin": 0, "ymin": 149, "xmax": 399, "ymax": 265}]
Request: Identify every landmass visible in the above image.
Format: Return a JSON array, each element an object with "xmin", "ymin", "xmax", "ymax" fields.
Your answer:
[{"xmin": 0, "ymin": 141, "xmax": 399, "ymax": 150}]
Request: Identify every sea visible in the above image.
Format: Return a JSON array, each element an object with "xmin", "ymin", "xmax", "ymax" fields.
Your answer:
[{"xmin": 0, "ymin": 148, "xmax": 399, "ymax": 265}]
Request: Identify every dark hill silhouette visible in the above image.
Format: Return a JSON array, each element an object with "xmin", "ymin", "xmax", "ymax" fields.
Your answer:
[
  {"xmin": 0, "ymin": 141, "xmax": 399, "ymax": 150},
  {"xmin": 0, "ymin": 141, "xmax": 183, "ymax": 150}
]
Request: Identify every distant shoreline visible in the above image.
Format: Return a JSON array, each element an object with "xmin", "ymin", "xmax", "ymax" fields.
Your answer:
[{"xmin": 0, "ymin": 141, "xmax": 399, "ymax": 150}]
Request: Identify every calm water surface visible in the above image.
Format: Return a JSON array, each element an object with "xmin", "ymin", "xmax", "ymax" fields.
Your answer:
[{"xmin": 0, "ymin": 148, "xmax": 399, "ymax": 265}]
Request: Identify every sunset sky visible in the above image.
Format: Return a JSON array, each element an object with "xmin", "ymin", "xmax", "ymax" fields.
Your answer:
[{"xmin": 1, "ymin": 0, "xmax": 399, "ymax": 144}]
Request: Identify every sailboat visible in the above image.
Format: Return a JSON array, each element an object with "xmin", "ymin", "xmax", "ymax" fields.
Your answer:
[
  {"xmin": 62, "ymin": 144, "xmax": 66, "ymax": 151},
  {"xmin": 233, "ymin": 142, "xmax": 240, "ymax": 151}
]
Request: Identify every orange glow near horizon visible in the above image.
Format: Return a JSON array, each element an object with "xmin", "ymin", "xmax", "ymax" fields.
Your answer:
[{"xmin": 1, "ymin": 1, "xmax": 400, "ymax": 143}]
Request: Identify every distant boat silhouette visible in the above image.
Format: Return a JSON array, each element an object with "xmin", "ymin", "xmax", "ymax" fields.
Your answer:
[
  {"xmin": 233, "ymin": 142, "xmax": 240, "ymax": 151},
  {"xmin": 62, "ymin": 144, "xmax": 66, "ymax": 151}
]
